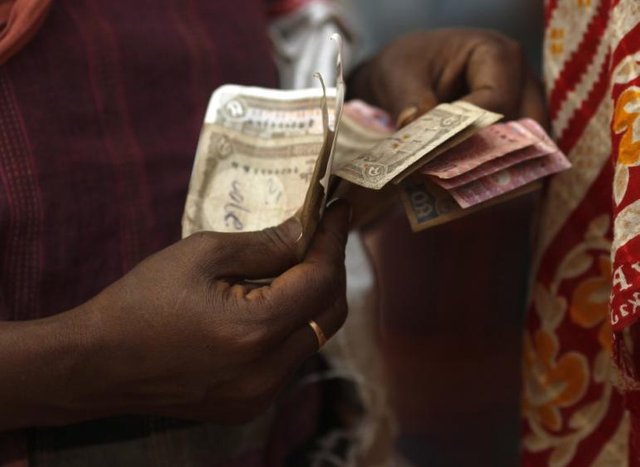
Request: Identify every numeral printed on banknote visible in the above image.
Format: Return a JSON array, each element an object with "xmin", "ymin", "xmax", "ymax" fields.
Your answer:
[
  {"xmin": 333, "ymin": 102, "xmax": 489, "ymax": 190},
  {"xmin": 183, "ymin": 31, "xmax": 571, "ymax": 238}
]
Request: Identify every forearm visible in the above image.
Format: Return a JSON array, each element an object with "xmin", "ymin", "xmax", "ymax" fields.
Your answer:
[{"xmin": 0, "ymin": 308, "xmax": 100, "ymax": 430}]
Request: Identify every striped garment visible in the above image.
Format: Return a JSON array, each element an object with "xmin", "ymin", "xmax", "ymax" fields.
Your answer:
[
  {"xmin": 522, "ymin": 0, "xmax": 640, "ymax": 465},
  {"xmin": 0, "ymin": 1, "xmax": 362, "ymax": 466}
]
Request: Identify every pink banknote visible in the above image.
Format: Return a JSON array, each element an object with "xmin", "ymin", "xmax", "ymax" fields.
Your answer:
[
  {"xmin": 420, "ymin": 119, "xmax": 539, "ymax": 179},
  {"xmin": 430, "ymin": 126, "xmax": 550, "ymax": 189},
  {"xmin": 449, "ymin": 147, "xmax": 571, "ymax": 208},
  {"xmin": 342, "ymin": 99, "xmax": 395, "ymax": 133}
]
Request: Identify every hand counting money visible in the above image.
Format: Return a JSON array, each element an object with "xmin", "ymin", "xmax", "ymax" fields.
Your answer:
[{"xmin": 183, "ymin": 35, "xmax": 571, "ymax": 245}]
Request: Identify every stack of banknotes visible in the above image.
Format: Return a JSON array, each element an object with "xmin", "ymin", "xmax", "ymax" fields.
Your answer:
[
  {"xmin": 182, "ymin": 88, "xmax": 570, "ymax": 239},
  {"xmin": 397, "ymin": 113, "xmax": 571, "ymax": 231},
  {"xmin": 182, "ymin": 36, "xmax": 570, "ymax": 250}
]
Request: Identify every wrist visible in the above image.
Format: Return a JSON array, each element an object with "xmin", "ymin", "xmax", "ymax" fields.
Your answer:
[{"xmin": 0, "ymin": 308, "xmax": 92, "ymax": 429}]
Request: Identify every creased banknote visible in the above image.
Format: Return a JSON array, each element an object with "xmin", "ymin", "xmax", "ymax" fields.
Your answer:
[
  {"xmin": 183, "ymin": 36, "xmax": 345, "ymax": 258},
  {"xmin": 183, "ymin": 33, "xmax": 570, "ymax": 238},
  {"xmin": 421, "ymin": 119, "xmax": 538, "ymax": 179},
  {"xmin": 427, "ymin": 119, "xmax": 553, "ymax": 190},
  {"xmin": 448, "ymin": 144, "xmax": 571, "ymax": 208},
  {"xmin": 389, "ymin": 102, "xmax": 503, "ymax": 185},
  {"xmin": 296, "ymin": 34, "xmax": 345, "ymax": 257},
  {"xmin": 400, "ymin": 116, "xmax": 571, "ymax": 230},
  {"xmin": 182, "ymin": 85, "xmax": 331, "ymax": 237},
  {"xmin": 400, "ymin": 176, "xmax": 542, "ymax": 232},
  {"xmin": 333, "ymin": 101, "xmax": 497, "ymax": 190}
]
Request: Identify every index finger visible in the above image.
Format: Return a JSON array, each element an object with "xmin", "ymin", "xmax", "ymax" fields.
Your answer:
[
  {"xmin": 462, "ymin": 38, "xmax": 525, "ymax": 118},
  {"xmin": 244, "ymin": 200, "xmax": 350, "ymax": 341}
]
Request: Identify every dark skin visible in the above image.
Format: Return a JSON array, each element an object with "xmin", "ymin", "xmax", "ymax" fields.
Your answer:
[
  {"xmin": 345, "ymin": 28, "xmax": 547, "ymax": 227},
  {"xmin": 0, "ymin": 202, "xmax": 350, "ymax": 430},
  {"xmin": 348, "ymin": 28, "xmax": 547, "ymax": 125},
  {"xmin": 0, "ymin": 28, "xmax": 545, "ymax": 431}
]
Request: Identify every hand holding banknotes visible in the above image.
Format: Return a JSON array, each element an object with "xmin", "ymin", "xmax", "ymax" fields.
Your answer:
[
  {"xmin": 0, "ymin": 202, "xmax": 349, "ymax": 429},
  {"xmin": 340, "ymin": 29, "xmax": 547, "ymax": 225},
  {"xmin": 348, "ymin": 28, "xmax": 547, "ymax": 126}
]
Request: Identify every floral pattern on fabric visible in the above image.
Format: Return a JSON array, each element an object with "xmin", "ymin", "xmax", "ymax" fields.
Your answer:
[{"xmin": 523, "ymin": 0, "xmax": 640, "ymax": 465}]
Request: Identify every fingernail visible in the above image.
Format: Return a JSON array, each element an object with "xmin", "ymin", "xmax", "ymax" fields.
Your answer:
[
  {"xmin": 282, "ymin": 216, "xmax": 303, "ymax": 242},
  {"xmin": 396, "ymin": 106, "xmax": 418, "ymax": 128}
]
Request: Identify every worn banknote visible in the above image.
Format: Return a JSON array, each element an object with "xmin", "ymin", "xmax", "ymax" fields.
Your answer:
[
  {"xmin": 427, "ymin": 119, "xmax": 553, "ymax": 190},
  {"xmin": 390, "ymin": 102, "xmax": 503, "ymax": 184},
  {"xmin": 182, "ymin": 30, "xmax": 569, "ymax": 239},
  {"xmin": 400, "ymin": 116, "xmax": 571, "ymax": 230},
  {"xmin": 421, "ymin": 119, "xmax": 540, "ymax": 179},
  {"xmin": 448, "ymin": 140, "xmax": 571, "ymax": 208},
  {"xmin": 183, "ymin": 36, "xmax": 346, "ymax": 258},
  {"xmin": 333, "ymin": 101, "xmax": 501, "ymax": 190},
  {"xmin": 296, "ymin": 34, "xmax": 346, "ymax": 256},
  {"xmin": 182, "ymin": 85, "xmax": 333, "ymax": 237},
  {"xmin": 400, "ymin": 176, "xmax": 542, "ymax": 232}
]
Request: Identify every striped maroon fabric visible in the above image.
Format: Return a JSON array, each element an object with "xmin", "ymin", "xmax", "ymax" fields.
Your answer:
[
  {"xmin": 0, "ymin": 0, "xmax": 277, "ymax": 319},
  {"xmin": 0, "ymin": 1, "xmax": 328, "ymax": 465}
]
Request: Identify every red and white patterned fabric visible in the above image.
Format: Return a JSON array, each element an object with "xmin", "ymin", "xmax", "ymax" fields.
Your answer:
[{"xmin": 522, "ymin": 0, "xmax": 640, "ymax": 465}]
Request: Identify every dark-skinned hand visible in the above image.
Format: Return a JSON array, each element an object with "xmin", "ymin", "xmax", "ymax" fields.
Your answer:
[
  {"xmin": 344, "ymin": 28, "xmax": 547, "ymax": 227},
  {"xmin": 348, "ymin": 28, "xmax": 547, "ymax": 127},
  {"xmin": 0, "ymin": 201, "xmax": 350, "ymax": 429}
]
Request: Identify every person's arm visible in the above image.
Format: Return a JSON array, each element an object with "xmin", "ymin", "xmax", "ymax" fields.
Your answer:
[
  {"xmin": 0, "ymin": 311, "xmax": 94, "ymax": 429},
  {"xmin": 0, "ymin": 201, "xmax": 350, "ymax": 431}
]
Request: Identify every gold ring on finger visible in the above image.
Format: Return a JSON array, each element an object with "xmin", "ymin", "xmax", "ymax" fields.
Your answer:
[{"xmin": 308, "ymin": 320, "xmax": 327, "ymax": 350}]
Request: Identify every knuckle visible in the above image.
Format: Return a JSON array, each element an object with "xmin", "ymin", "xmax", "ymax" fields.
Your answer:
[
  {"xmin": 505, "ymin": 40, "xmax": 523, "ymax": 59},
  {"xmin": 476, "ymin": 30, "xmax": 524, "ymax": 60},
  {"xmin": 317, "ymin": 227, "xmax": 347, "ymax": 265},
  {"xmin": 496, "ymin": 35, "xmax": 523, "ymax": 58},
  {"xmin": 327, "ymin": 231, "xmax": 347, "ymax": 260}
]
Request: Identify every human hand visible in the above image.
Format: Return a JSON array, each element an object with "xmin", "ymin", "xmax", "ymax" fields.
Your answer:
[
  {"xmin": 52, "ymin": 201, "xmax": 350, "ymax": 425},
  {"xmin": 348, "ymin": 28, "xmax": 547, "ymax": 127}
]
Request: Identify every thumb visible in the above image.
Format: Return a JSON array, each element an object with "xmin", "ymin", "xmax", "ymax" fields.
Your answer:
[{"xmin": 205, "ymin": 216, "xmax": 303, "ymax": 280}]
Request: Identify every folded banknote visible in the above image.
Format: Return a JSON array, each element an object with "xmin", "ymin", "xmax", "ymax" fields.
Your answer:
[
  {"xmin": 182, "ymin": 36, "xmax": 571, "ymax": 244},
  {"xmin": 400, "ymin": 118, "xmax": 570, "ymax": 231}
]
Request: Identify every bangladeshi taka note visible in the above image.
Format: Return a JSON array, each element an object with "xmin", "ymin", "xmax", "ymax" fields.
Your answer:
[
  {"xmin": 182, "ymin": 35, "xmax": 345, "ymax": 259},
  {"xmin": 182, "ymin": 32, "xmax": 570, "ymax": 240},
  {"xmin": 400, "ymin": 118, "xmax": 570, "ymax": 231},
  {"xmin": 332, "ymin": 101, "xmax": 500, "ymax": 190}
]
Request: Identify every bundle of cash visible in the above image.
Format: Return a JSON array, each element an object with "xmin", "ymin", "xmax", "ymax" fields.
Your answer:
[
  {"xmin": 182, "ymin": 35, "xmax": 571, "ymax": 252},
  {"xmin": 182, "ymin": 33, "xmax": 344, "ymax": 258},
  {"xmin": 399, "ymin": 117, "xmax": 571, "ymax": 231}
]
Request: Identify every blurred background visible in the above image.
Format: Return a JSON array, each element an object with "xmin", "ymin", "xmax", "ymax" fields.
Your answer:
[
  {"xmin": 343, "ymin": 1, "xmax": 544, "ymax": 466},
  {"xmin": 346, "ymin": 0, "xmax": 543, "ymax": 72}
]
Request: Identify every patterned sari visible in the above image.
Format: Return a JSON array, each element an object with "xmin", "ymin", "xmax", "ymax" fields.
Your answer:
[{"xmin": 522, "ymin": 0, "xmax": 640, "ymax": 464}]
